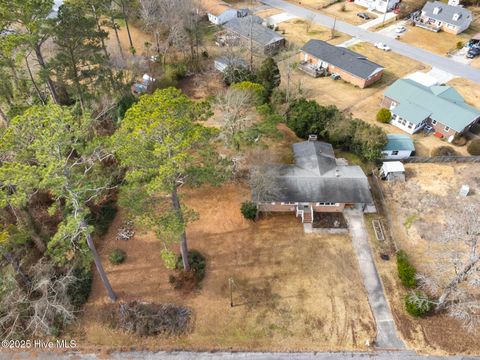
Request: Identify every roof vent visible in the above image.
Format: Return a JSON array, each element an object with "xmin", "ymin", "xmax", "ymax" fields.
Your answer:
[
  {"xmin": 433, "ymin": 6, "xmax": 442, "ymax": 14},
  {"xmin": 452, "ymin": 12, "xmax": 461, "ymax": 21},
  {"xmin": 335, "ymin": 169, "xmax": 340, "ymax": 177},
  {"xmin": 308, "ymin": 134, "xmax": 318, "ymax": 141}
]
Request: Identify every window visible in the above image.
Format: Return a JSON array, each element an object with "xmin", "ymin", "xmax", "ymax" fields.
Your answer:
[
  {"xmin": 444, "ymin": 126, "xmax": 450, "ymax": 132},
  {"xmin": 316, "ymin": 202, "xmax": 338, "ymax": 206},
  {"xmin": 281, "ymin": 202, "xmax": 297, "ymax": 205},
  {"xmin": 408, "ymin": 123, "xmax": 413, "ymax": 129},
  {"xmin": 432, "ymin": 119, "xmax": 437, "ymax": 125},
  {"xmin": 392, "ymin": 151, "xmax": 399, "ymax": 155}
]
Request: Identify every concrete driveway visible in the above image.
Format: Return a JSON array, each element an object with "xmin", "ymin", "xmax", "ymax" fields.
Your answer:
[
  {"xmin": 259, "ymin": 0, "xmax": 480, "ymax": 83},
  {"xmin": 344, "ymin": 209, "xmax": 404, "ymax": 349}
]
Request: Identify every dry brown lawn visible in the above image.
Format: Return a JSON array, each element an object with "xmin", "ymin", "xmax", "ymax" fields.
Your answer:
[
  {"xmin": 322, "ymin": 2, "xmax": 378, "ymax": 26},
  {"xmin": 286, "ymin": 0, "xmax": 333, "ymax": 10},
  {"xmin": 371, "ymin": 163, "xmax": 480, "ymax": 355},
  {"xmin": 277, "ymin": 18, "xmax": 350, "ymax": 46},
  {"xmin": 225, "ymin": 0, "xmax": 262, "ymax": 8},
  {"xmin": 74, "ymin": 183, "xmax": 375, "ymax": 352},
  {"xmin": 254, "ymin": 8, "xmax": 284, "ymax": 18}
]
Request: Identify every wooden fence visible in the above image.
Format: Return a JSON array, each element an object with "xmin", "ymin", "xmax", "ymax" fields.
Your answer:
[{"xmin": 401, "ymin": 156, "xmax": 480, "ymax": 163}]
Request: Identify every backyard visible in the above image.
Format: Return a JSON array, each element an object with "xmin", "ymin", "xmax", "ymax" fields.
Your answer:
[
  {"xmin": 370, "ymin": 163, "xmax": 480, "ymax": 354},
  {"xmin": 74, "ymin": 183, "xmax": 375, "ymax": 352}
]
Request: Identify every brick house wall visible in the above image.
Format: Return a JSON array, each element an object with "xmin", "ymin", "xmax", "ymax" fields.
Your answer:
[
  {"xmin": 380, "ymin": 96, "xmax": 395, "ymax": 109},
  {"xmin": 301, "ymin": 52, "xmax": 383, "ymax": 88},
  {"xmin": 258, "ymin": 202, "xmax": 345, "ymax": 213},
  {"xmin": 428, "ymin": 120, "xmax": 458, "ymax": 138}
]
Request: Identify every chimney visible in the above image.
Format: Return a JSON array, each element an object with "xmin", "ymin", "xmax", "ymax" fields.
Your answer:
[
  {"xmin": 335, "ymin": 169, "xmax": 340, "ymax": 177},
  {"xmin": 308, "ymin": 134, "xmax": 318, "ymax": 141},
  {"xmin": 433, "ymin": 6, "xmax": 441, "ymax": 14},
  {"xmin": 452, "ymin": 12, "xmax": 461, "ymax": 21}
]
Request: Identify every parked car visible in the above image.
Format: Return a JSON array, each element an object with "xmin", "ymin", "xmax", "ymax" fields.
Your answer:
[
  {"xmin": 331, "ymin": 73, "xmax": 341, "ymax": 80},
  {"xmin": 357, "ymin": 12, "xmax": 370, "ymax": 20},
  {"xmin": 375, "ymin": 42, "xmax": 391, "ymax": 51},
  {"xmin": 423, "ymin": 125, "xmax": 434, "ymax": 134},
  {"xmin": 395, "ymin": 26, "xmax": 406, "ymax": 33},
  {"xmin": 467, "ymin": 46, "xmax": 480, "ymax": 59}
]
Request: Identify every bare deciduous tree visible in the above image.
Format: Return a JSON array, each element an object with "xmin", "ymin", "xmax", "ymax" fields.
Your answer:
[{"xmin": 305, "ymin": 13, "xmax": 316, "ymax": 33}]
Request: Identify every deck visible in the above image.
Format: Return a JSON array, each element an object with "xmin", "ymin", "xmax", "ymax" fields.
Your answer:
[{"xmin": 298, "ymin": 61, "xmax": 326, "ymax": 78}]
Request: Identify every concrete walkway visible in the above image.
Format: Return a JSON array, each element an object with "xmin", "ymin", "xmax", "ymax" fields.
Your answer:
[
  {"xmin": 358, "ymin": 12, "xmax": 397, "ymax": 30},
  {"xmin": 344, "ymin": 209, "xmax": 404, "ymax": 349},
  {"xmin": 259, "ymin": 0, "xmax": 480, "ymax": 83}
]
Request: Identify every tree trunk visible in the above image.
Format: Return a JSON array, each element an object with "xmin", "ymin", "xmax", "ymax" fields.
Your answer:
[
  {"xmin": 81, "ymin": 219, "xmax": 117, "ymax": 301},
  {"xmin": 34, "ymin": 44, "xmax": 60, "ymax": 104},
  {"xmin": 435, "ymin": 254, "xmax": 480, "ymax": 311},
  {"xmin": 25, "ymin": 55, "xmax": 46, "ymax": 105},
  {"xmin": 171, "ymin": 186, "xmax": 190, "ymax": 271},
  {"xmin": 111, "ymin": 15, "xmax": 124, "ymax": 59},
  {"xmin": 3, "ymin": 252, "xmax": 31, "ymax": 290},
  {"xmin": 0, "ymin": 105, "xmax": 8, "ymax": 126},
  {"xmin": 120, "ymin": 0, "xmax": 134, "ymax": 52}
]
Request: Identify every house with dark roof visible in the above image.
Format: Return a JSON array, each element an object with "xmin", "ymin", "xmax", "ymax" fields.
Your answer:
[
  {"xmin": 224, "ymin": 16, "xmax": 285, "ymax": 55},
  {"xmin": 254, "ymin": 139, "xmax": 374, "ymax": 224},
  {"xmin": 381, "ymin": 79, "xmax": 480, "ymax": 139},
  {"xmin": 300, "ymin": 39, "xmax": 384, "ymax": 88},
  {"xmin": 415, "ymin": 1, "xmax": 472, "ymax": 34},
  {"xmin": 382, "ymin": 134, "xmax": 415, "ymax": 160}
]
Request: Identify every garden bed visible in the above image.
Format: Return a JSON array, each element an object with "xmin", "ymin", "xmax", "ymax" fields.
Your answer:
[{"xmin": 313, "ymin": 212, "xmax": 348, "ymax": 229}]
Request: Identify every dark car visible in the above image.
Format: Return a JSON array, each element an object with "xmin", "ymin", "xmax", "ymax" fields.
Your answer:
[
  {"xmin": 467, "ymin": 47, "xmax": 480, "ymax": 59},
  {"xmin": 357, "ymin": 12, "xmax": 370, "ymax": 20}
]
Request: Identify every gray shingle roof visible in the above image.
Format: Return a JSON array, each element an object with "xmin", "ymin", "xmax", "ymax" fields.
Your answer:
[
  {"xmin": 224, "ymin": 16, "xmax": 284, "ymax": 46},
  {"xmin": 301, "ymin": 39, "xmax": 383, "ymax": 80},
  {"xmin": 254, "ymin": 141, "xmax": 373, "ymax": 204},
  {"xmin": 422, "ymin": 1, "xmax": 472, "ymax": 27}
]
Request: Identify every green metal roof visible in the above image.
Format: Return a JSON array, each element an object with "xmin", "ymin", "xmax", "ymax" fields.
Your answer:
[
  {"xmin": 384, "ymin": 79, "xmax": 480, "ymax": 132},
  {"xmin": 384, "ymin": 134, "xmax": 415, "ymax": 151},
  {"xmin": 391, "ymin": 102, "xmax": 431, "ymax": 125}
]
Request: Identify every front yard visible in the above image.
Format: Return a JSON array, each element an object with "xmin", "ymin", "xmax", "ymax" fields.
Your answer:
[
  {"xmin": 74, "ymin": 183, "xmax": 375, "ymax": 352},
  {"xmin": 371, "ymin": 163, "xmax": 480, "ymax": 354}
]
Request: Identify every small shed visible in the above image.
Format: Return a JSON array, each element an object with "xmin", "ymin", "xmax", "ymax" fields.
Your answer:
[
  {"xmin": 382, "ymin": 134, "xmax": 415, "ymax": 160},
  {"xmin": 214, "ymin": 56, "xmax": 247, "ymax": 72},
  {"xmin": 380, "ymin": 161, "xmax": 405, "ymax": 182}
]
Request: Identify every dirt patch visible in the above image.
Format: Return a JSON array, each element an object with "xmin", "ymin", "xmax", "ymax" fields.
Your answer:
[
  {"xmin": 313, "ymin": 212, "xmax": 348, "ymax": 228},
  {"xmin": 276, "ymin": 18, "xmax": 350, "ymax": 46},
  {"xmin": 74, "ymin": 182, "xmax": 375, "ymax": 352},
  {"xmin": 322, "ymin": 2, "xmax": 378, "ymax": 26},
  {"xmin": 373, "ymin": 163, "xmax": 480, "ymax": 354}
]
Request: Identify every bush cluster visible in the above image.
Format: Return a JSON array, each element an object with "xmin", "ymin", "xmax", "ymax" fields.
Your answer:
[
  {"xmin": 396, "ymin": 250, "xmax": 417, "ymax": 289},
  {"xmin": 376, "ymin": 108, "xmax": 391, "ymax": 124},
  {"xmin": 240, "ymin": 201, "xmax": 258, "ymax": 221},
  {"xmin": 109, "ymin": 248, "xmax": 126, "ymax": 265},
  {"xmin": 170, "ymin": 250, "xmax": 207, "ymax": 291},
  {"xmin": 467, "ymin": 139, "xmax": 480, "ymax": 155},
  {"xmin": 405, "ymin": 291, "xmax": 433, "ymax": 317},
  {"xmin": 67, "ymin": 267, "xmax": 93, "ymax": 309},
  {"xmin": 286, "ymin": 98, "xmax": 387, "ymax": 162},
  {"xmin": 431, "ymin": 146, "xmax": 457, "ymax": 157},
  {"xmin": 88, "ymin": 201, "xmax": 117, "ymax": 237}
]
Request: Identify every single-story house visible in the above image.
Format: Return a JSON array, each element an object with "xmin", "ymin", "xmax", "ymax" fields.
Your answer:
[
  {"xmin": 382, "ymin": 134, "xmax": 415, "ymax": 160},
  {"xmin": 214, "ymin": 56, "xmax": 247, "ymax": 72},
  {"xmin": 382, "ymin": 79, "xmax": 480, "ymax": 140},
  {"xmin": 300, "ymin": 39, "xmax": 384, "ymax": 88},
  {"xmin": 224, "ymin": 16, "xmax": 285, "ymax": 55},
  {"xmin": 254, "ymin": 139, "xmax": 374, "ymax": 223},
  {"xmin": 415, "ymin": 1, "xmax": 472, "ymax": 34},
  {"xmin": 201, "ymin": 0, "xmax": 238, "ymax": 25},
  {"xmin": 354, "ymin": 0, "xmax": 400, "ymax": 13},
  {"xmin": 380, "ymin": 161, "xmax": 405, "ymax": 182}
]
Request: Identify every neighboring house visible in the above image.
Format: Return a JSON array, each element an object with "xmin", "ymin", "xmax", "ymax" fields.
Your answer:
[
  {"xmin": 415, "ymin": 1, "xmax": 472, "ymax": 34},
  {"xmin": 382, "ymin": 79, "xmax": 480, "ymax": 140},
  {"xmin": 300, "ymin": 39, "xmax": 384, "ymax": 88},
  {"xmin": 202, "ymin": 0, "xmax": 238, "ymax": 25},
  {"xmin": 224, "ymin": 16, "xmax": 285, "ymax": 55},
  {"xmin": 382, "ymin": 134, "xmax": 415, "ymax": 160},
  {"xmin": 214, "ymin": 56, "xmax": 247, "ymax": 72},
  {"xmin": 354, "ymin": 0, "xmax": 400, "ymax": 13},
  {"xmin": 254, "ymin": 139, "xmax": 374, "ymax": 224}
]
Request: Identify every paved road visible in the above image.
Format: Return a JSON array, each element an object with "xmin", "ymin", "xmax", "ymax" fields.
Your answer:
[
  {"xmin": 3, "ymin": 351, "xmax": 480, "ymax": 360},
  {"xmin": 260, "ymin": 0, "xmax": 480, "ymax": 83},
  {"xmin": 345, "ymin": 210, "xmax": 404, "ymax": 349}
]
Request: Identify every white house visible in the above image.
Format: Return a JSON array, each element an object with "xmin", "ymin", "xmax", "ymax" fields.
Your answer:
[
  {"xmin": 213, "ymin": 56, "xmax": 247, "ymax": 72},
  {"xmin": 382, "ymin": 134, "xmax": 415, "ymax": 160},
  {"xmin": 354, "ymin": 0, "xmax": 400, "ymax": 13},
  {"xmin": 416, "ymin": 1, "xmax": 472, "ymax": 34},
  {"xmin": 202, "ymin": 0, "xmax": 238, "ymax": 25}
]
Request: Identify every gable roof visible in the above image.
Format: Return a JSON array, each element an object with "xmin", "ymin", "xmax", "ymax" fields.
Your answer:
[
  {"xmin": 201, "ymin": 0, "xmax": 235, "ymax": 16},
  {"xmin": 384, "ymin": 79, "xmax": 480, "ymax": 132},
  {"xmin": 422, "ymin": 1, "xmax": 472, "ymax": 27},
  {"xmin": 254, "ymin": 140, "xmax": 373, "ymax": 204},
  {"xmin": 384, "ymin": 134, "xmax": 415, "ymax": 152},
  {"xmin": 301, "ymin": 39, "xmax": 383, "ymax": 80},
  {"xmin": 224, "ymin": 16, "xmax": 284, "ymax": 46}
]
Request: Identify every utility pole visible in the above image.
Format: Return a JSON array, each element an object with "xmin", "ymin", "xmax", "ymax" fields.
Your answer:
[
  {"xmin": 331, "ymin": 17, "xmax": 337, "ymax": 39},
  {"xmin": 229, "ymin": 277, "xmax": 234, "ymax": 307}
]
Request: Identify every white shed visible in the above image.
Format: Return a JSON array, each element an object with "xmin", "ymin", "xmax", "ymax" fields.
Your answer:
[
  {"xmin": 202, "ymin": 0, "xmax": 238, "ymax": 25},
  {"xmin": 380, "ymin": 161, "xmax": 405, "ymax": 181}
]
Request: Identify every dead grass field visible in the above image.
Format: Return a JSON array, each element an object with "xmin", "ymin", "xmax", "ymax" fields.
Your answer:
[
  {"xmin": 276, "ymin": 18, "xmax": 350, "ymax": 46},
  {"xmin": 322, "ymin": 2, "xmax": 378, "ymax": 26},
  {"xmin": 225, "ymin": 0, "xmax": 262, "ymax": 8},
  {"xmin": 254, "ymin": 8, "xmax": 284, "ymax": 19},
  {"xmin": 372, "ymin": 163, "xmax": 480, "ymax": 354},
  {"xmin": 286, "ymin": 0, "xmax": 333, "ymax": 10},
  {"xmin": 74, "ymin": 183, "xmax": 375, "ymax": 352}
]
